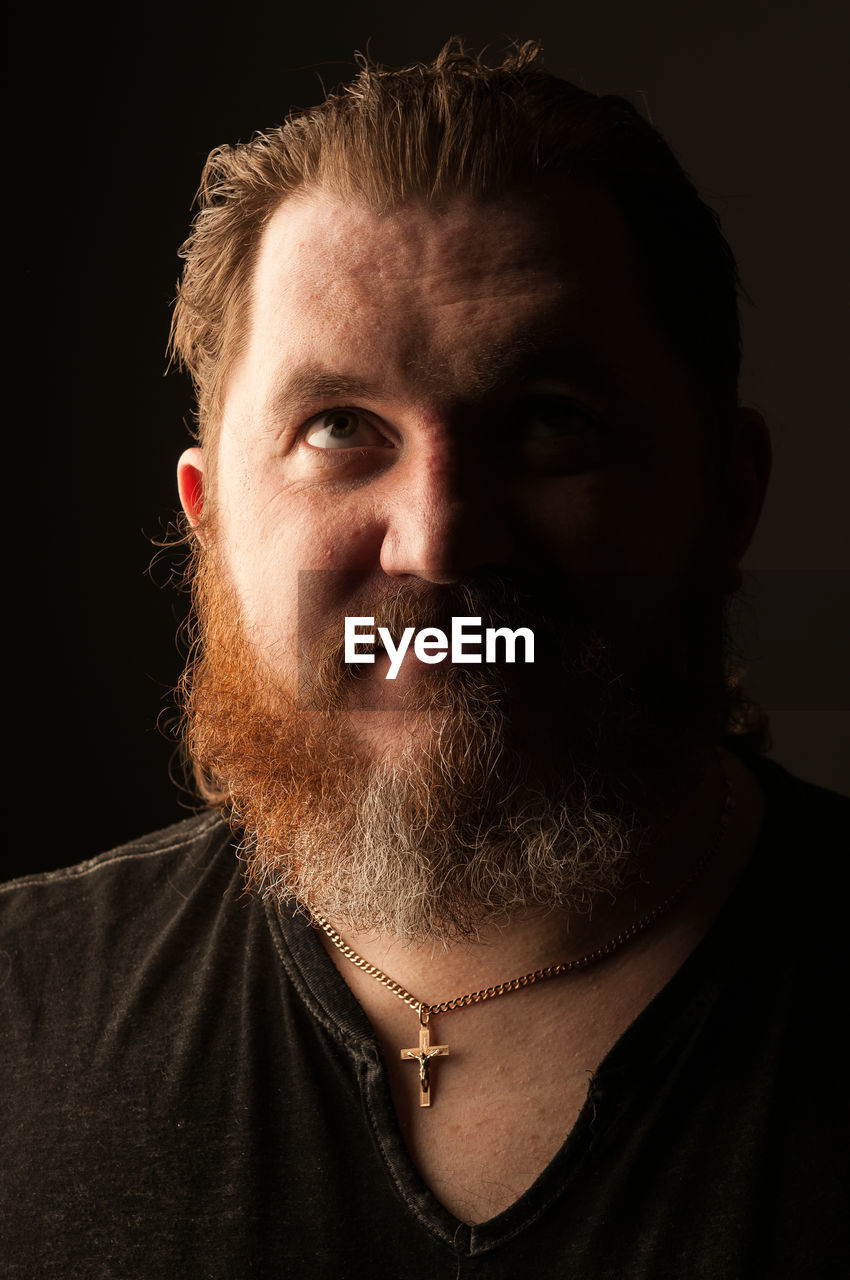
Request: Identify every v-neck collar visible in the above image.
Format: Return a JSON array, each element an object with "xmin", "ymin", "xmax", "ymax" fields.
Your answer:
[{"xmin": 264, "ymin": 754, "xmax": 785, "ymax": 1256}]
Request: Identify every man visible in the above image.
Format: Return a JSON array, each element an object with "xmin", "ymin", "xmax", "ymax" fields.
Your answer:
[{"xmin": 3, "ymin": 40, "xmax": 846, "ymax": 1278}]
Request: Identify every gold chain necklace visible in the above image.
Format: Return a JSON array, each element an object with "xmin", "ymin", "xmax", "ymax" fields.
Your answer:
[{"xmin": 311, "ymin": 764, "xmax": 733, "ymax": 1108}]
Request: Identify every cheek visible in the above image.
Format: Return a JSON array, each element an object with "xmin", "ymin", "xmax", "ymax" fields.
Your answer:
[
  {"xmin": 606, "ymin": 470, "xmax": 710, "ymax": 574},
  {"xmin": 520, "ymin": 460, "xmax": 712, "ymax": 634},
  {"xmin": 520, "ymin": 469, "xmax": 704, "ymax": 572},
  {"xmin": 213, "ymin": 472, "xmax": 384, "ymax": 667}
]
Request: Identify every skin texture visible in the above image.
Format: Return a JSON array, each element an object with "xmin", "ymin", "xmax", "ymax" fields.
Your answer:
[
  {"xmin": 177, "ymin": 183, "xmax": 771, "ymax": 1223},
  {"xmin": 179, "ymin": 184, "xmax": 765, "ymax": 739}
]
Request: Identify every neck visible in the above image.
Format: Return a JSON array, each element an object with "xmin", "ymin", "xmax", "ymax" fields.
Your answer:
[
  {"xmin": 315, "ymin": 743, "xmax": 762, "ymax": 1024},
  {"xmin": 311, "ymin": 744, "xmax": 765, "ymax": 1223}
]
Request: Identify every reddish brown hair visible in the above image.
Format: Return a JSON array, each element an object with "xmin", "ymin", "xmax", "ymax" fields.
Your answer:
[{"xmin": 169, "ymin": 39, "xmax": 742, "ymax": 467}]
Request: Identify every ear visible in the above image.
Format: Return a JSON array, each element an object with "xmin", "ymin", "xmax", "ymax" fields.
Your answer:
[
  {"xmin": 715, "ymin": 407, "xmax": 772, "ymax": 592},
  {"xmin": 177, "ymin": 448, "xmax": 206, "ymax": 541}
]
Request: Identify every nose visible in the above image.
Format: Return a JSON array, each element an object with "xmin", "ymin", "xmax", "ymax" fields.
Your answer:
[{"xmin": 379, "ymin": 439, "xmax": 515, "ymax": 583}]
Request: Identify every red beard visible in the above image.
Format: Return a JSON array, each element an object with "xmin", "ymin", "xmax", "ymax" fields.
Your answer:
[{"xmin": 180, "ymin": 547, "xmax": 736, "ymax": 941}]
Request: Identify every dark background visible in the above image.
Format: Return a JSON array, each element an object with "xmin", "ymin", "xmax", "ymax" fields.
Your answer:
[{"xmin": 8, "ymin": 0, "xmax": 848, "ymax": 881}]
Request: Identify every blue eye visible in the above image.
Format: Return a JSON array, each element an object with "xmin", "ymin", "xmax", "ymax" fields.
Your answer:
[{"xmin": 304, "ymin": 409, "xmax": 386, "ymax": 450}]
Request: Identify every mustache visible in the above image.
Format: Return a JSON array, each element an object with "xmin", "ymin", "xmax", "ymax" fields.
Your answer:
[
  {"xmin": 294, "ymin": 570, "xmax": 600, "ymax": 709},
  {"xmin": 304, "ymin": 570, "xmax": 582, "ymax": 645}
]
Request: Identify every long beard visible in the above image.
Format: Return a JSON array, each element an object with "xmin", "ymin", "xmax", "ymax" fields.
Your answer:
[{"xmin": 181, "ymin": 550, "xmax": 731, "ymax": 943}]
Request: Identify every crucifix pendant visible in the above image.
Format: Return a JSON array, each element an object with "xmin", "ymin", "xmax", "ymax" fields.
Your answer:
[{"xmin": 400, "ymin": 1007, "xmax": 449, "ymax": 1107}]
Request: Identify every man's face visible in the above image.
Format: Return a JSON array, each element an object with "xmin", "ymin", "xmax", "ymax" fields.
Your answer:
[
  {"xmin": 178, "ymin": 182, "xmax": 740, "ymax": 940},
  {"xmin": 197, "ymin": 183, "xmax": 715, "ymax": 730}
]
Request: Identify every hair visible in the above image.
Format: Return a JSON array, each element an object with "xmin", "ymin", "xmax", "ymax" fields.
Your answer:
[{"xmin": 169, "ymin": 38, "xmax": 743, "ymax": 472}]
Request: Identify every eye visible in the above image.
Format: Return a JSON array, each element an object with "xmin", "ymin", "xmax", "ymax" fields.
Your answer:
[
  {"xmin": 513, "ymin": 394, "xmax": 606, "ymax": 469},
  {"xmin": 519, "ymin": 394, "xmax": 600, "ymax": 440},
  {"xmin": 304, "ymin": 409, "xmax": 389, "ymax": 450}
]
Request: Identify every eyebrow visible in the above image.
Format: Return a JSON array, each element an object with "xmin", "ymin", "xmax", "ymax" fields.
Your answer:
[
  {"xmin": 268, "ymin": 368, "xmax": 376, "ymax": 426},
  {"xmin": 462, "ymin": 334, "xmax": 623, "ymax": 401},
  {"xmin": 267, "ymin": 337, "xmax": 623, "ymax": 429}
]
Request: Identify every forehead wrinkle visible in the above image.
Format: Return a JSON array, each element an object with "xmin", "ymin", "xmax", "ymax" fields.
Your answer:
[{"xmin": 406, "ymin": 327, "xmax": 627, "ymax": 406}]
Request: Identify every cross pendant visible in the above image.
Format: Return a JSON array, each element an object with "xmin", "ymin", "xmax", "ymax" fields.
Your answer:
[{"xmin": 400, "ymin": 1010, "xmax": 449, "ymax": 1107}]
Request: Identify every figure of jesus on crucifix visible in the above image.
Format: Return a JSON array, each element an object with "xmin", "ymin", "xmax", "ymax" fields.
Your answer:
[{"xmin": 401, "ymin": 1011, "xmax": 450, "ymax": 1107}]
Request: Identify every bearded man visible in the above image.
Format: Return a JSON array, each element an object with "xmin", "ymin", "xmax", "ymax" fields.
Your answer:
[{"xmin": 3, "ymin": 41, "xmax": 846, "ymax": 1279}]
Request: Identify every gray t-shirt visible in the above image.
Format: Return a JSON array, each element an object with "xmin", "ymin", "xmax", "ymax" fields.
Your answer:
[{"xmin": 2, "ymin": 754, "xmax": 847, "ymax": 1278}]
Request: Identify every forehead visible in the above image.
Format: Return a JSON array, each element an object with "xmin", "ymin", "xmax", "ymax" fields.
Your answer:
[
  {"xmin": 258, "ymin": 184, "xmax": 609, "ymax": 293},
  {"xmin": 229, "ymin": 182, "xmax": 669, "ymax": 413}
]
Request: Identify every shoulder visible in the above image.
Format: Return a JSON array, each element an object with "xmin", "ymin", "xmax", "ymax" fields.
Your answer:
[
  {"xmin": 2, "ymin": 810, "xmax": 227, "ymax": 889},
  {"xmin": 728, "ymin": 751, "xmax": 849, "ymax": 978},
  {"xmin": 0, "ymin": 812, "xmax": 252, "ymax": 1064},
  {"xmin": 741, "ymin": 750, "xmax": 848, "ymax": 840},
  {"xmin": 0, "ymin": 811, "xmax": 235, "ymax": 947}
]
